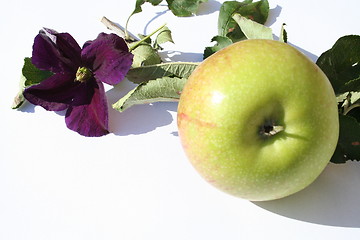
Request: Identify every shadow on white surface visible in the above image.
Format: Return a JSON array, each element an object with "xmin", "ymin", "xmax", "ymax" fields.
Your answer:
[
  {"xmin": 161, "ymin": 50, "xmax": 204, "ymax": 62},
  {"xmin": 142, "ymin": 0, "xmax": 222, "ymax": 36},
  {"xmin": 106, "ymin": 80, "xmax": 178, "ymax": 136},
  {"xmin": 254, "ymin": 161, "xmax": 360, "ymax": 228},
  {"xmin": 16, "ymin": 100, "xmax": 36, "ymax": 113},
  {"xmin": 267, "ymin": 5, "xmax": 282, "ymax": 26},
  {"xmin": 16, "ymin": 99, "xmax": 67, "ymax": 117},
  {"xmin": 290, "ymin": 43, "xmax": 318, "ymax": 63},
  {"xmin": 110, "ymin": 102, "xmax": 177, "ymax": 136},
  {"xmin": 143, "ymin": 8, "xmax": 170, "ymax": 36},
  {"xmin": 197, "ymin": 0, "xmax": 222, "ymax": 16}
]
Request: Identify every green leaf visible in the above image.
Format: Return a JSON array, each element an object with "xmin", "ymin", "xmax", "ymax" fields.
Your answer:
[
  {"xmin": 154, "ymin": 26, "xmax": 174, "ymax": 50},
  {"xmin": 331, "ymin": 114, "xmax": 360, "ymax": 163},
  {"xmin": 113, "ymin": 77, "xmax": 187, "ymax": 112},
  {"xmin": 137, "ymin": 34, "xmax": 152, "ymax": 44},
  {"xmin": 218, "ymin": 0, "xmax": 246, "ymax": 36},
  {"xmin": 204, "ymin": 0, "xmax": 270, "ymax": 58},
  {"xmin": 203, "ymin": 35, "xmax": 233, "ymax": 59},
  {"xmin": 316, "ymin": 35, "xmax": 360, "ymax": 95},
  {"xmin": 279, "ymin": 23, "xmax": 287, "ymax": 43},
  {"xmin": 232, "ymin": 14, "xmax": 273, "ymax": 40},
  {"xmin": 126, "ymin": 62, "xmax": 199, "ymax": 83},
  {"xmin": 166, "ymin": 0, "xmax": 208, "ymax": 17},
  {"xmin": 238, "ymin": 0, "xmax": 269, "ymax": 24},
  {"xmin": 130, "ymin": 43, "xmax": 163, "ymax": 68},
  {"xmin": 12, "ymin": 57, "xmax": 53, "ymax": 109},
  {"xmin": 22, "ymin": 57, "xmax": 53, "ymax": 86},
  {"xmin": 132, "ymin": 0, "xmax": 163, "ymax": 15},
  {"xmin": 218, "ymin": 0, "xmax": 269, "ymax": 42},
  {"xmin": 128, "ymin": 0, "xmax": 207, "ymax": 20}
]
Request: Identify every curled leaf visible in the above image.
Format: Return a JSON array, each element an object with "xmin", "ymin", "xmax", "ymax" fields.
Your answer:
[
  {"xmin": 113, "ymin": 77, "xmax": 186, "ymax": 112},
  {"xmin": 126, "ymin": 62, "xmax": 199, "ymax": 83},
  {"xmin": 154, "ymin": 26, "xmax": 174, "ymax": 50},
  {"xmin": 12, "ymin": 75, "xmax": 26, "ymax": 109},
  {"xmin": 204, "ymin": 0, "xmax": 270, "ymax": 58},
  {"xmin": 232, "ymin": 13, "xmax": 273, "ymax": 40},
  {"xmin": 218, "ymin": 0, "xmax": 269, "ymax": 41},
  {"xmin": 130, "ymin": 43, "xmax": 162, "ymax": 67}
]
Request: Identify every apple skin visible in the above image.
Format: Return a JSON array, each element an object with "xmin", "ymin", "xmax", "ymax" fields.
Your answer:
[{"xmin": 177, "ymin": 39, "xmax": 339, "ymax": 201}]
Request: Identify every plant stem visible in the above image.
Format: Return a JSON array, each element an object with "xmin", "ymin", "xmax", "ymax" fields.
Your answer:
[
  {"xmin": 124, "ymin": 14, "xmax": 133, "ymax": 41},
  {"xmin": 128, "ymin": 23, "xmax": 167, "ymax": 51},
  {"xmin": 101, "ymin": 16, "xmax": 137, "ymax": 41},
  {"xmin": 260, "ymin": 123, "xmax": 284, "ymax": 138}
]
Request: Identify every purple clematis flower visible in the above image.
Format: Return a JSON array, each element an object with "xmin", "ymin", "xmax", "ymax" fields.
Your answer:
[{"xmin": 23, "ymin": 28, "xmax": 133, "ymax": 137}]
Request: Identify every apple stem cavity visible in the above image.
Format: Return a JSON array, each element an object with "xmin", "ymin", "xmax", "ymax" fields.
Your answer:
[{"xmin": 259, "ymin": 121, "xmax": 284, "ymax": 138}]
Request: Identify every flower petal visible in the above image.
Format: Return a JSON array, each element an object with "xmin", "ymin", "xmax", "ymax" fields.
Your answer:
[
  {"xmin": 23, "ymin": 73, "xmax": 79, "ymax": 111},
  {"xmin": 65, "ymin": 79, "xmax": 109, "ymax": 137},
  {"xmin": 32, "ymin": 28, "xmax": 82, "ymax": 73},
  {"xmin": 81, "ymin": 33, "xmax": 133, "ymax": 85}
]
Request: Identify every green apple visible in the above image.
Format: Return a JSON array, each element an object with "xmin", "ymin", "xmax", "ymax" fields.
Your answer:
[{"xmin": 177, "ymin": 39, "xmax": 339, "ymax": 201}]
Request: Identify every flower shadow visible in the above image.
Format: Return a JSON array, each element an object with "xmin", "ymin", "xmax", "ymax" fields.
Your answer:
[
  {"xmin": 106, "ymin": 80, "xmax": 178, "ymax": 136},
  {"xmin": 16, "ymin": 100, "xmax": 36, "ymax": 113},
  {"xmin": 292, "ymin": 43, "xmax": 318, "ymax": 62},
  {"xmin": 253, "ymin": 161, "xmax": 360, "ymax": 228}
]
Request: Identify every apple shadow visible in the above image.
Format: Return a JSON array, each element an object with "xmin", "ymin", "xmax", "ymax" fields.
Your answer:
[
  {"xmin": 253, "ymin": 161, "xmax": 360, "ymax": 228},
  {"xmin": 289, "ymin": 43, "xmax": 319, "ymax": 63},
  {"xmin": 268, "ymin": 38, "xmax": 318, "ymax": 63},
  {"xmin": 265, "ymin": 5, "xmax": 318, "ymax": 63}
]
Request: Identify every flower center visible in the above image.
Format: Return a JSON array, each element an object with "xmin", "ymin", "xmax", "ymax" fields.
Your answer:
[{"xmin": 75, "ymin": 67, "xmax": 92, "ymax": 82}]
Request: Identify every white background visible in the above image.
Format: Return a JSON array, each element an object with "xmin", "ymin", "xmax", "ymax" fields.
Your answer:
[{"xmin": 1, "ymin": 0, "xmax": 360, "ymax": 239}]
